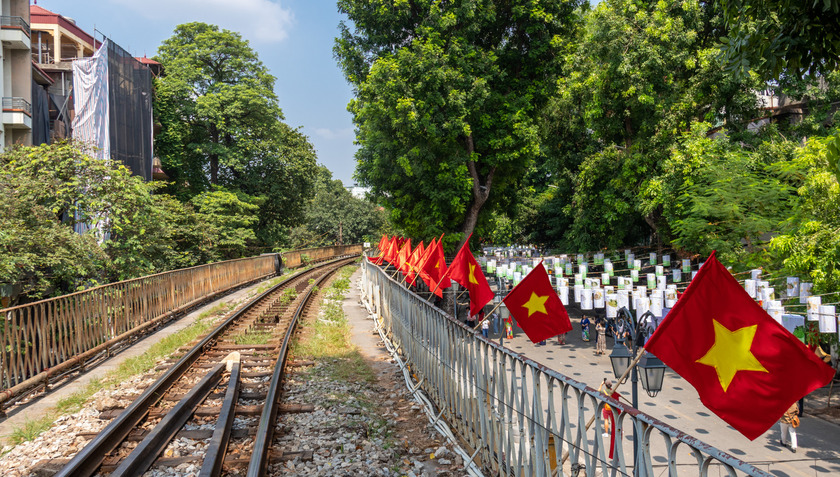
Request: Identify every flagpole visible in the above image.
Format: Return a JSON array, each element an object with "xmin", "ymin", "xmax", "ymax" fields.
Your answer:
[
  {"xmin": 558, "ymin": 349, "xmax": 646, "ymax": 469},
  {"xmin": 473, "ymin": 260, "xmax": 543, "ymax": 331},
  {"xmin": 429, "ymin": 233, "xmax": 469, "ymax": 297}
]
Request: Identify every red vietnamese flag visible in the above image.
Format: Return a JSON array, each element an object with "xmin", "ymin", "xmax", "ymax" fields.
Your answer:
[
  {"xmin": 644, "ymin": 251, "xmax": 835, "ymax": 440},
  {"xmin": 368, "ymin": 234, "xmax": 389, "ymax": 265},
  {"xmin": 396, "ymin": 238, "xmax": 412, "ymax": 276},
  {"xmin": 448, "ymin": 238, "xmax": 494, "ymax": 316},
  {"xmin": 503, "ymin": 262, "xmax": 572, "ymax": 343},
  {"xmin": 414, "ymin": 237, "xmax": 437, "ymax": 287},
  {"xmin": 423, "ymin": 238, "xmax": 451, "ymax": 297},
  {"xmin": 406, "ymin": 241, "xmax": 424, "ymax": 284},
  {"xmin": 382, "ymin": 236, "xmax": 399, "ymax": 265}
]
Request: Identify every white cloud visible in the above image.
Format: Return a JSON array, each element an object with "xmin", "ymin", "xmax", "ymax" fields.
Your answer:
[
  {"xmin": 110, "ymin": 0, "xmax": 293, "ymax": 43},
  {"xmin": 313, "ymin": 127, "xmax": 354, "ymax": 140}
]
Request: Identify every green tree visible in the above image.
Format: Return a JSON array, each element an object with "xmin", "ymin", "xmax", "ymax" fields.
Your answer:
[
  {"xmin": 555, "ymin": 0, "xmax": 760, "ymax": 248},
  {"xmin": 0, "ymin": 143, "xmax": 150, "ymax": 303},
  {"xmin": 154, "ymin": 22, "xmax": 320, "ymax": 248},
  {"xmin": 299, "ymin": 173, "xmax": 387, "ymax": 248},
  {"xmin": 335, "ymin": 0, "xmax": 582, "ymax": 250},
  {"xmin": 770, "ymin": 135, "xmax": 840, "ymax": 293},
  {"xmin": 646, "ymin": 124, "xmax": 797, "ymax": 264},
  {"xmin": 718, "ymin": 0, "xmax": 840, "ymax": 79},
  {"xmin": 155, "ymin": 22, "xmax": 282, "ymax": 188}
]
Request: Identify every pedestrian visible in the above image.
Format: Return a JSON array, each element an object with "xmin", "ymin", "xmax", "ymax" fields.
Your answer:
[
  {"xmin": 779, "ymin": 402, "xmax": 799, "ymax": 453},
  {"xmin": 595, "ymin": 319, "xmax": 607, "ymax": 355},
  {"xmin": 490, "ymin": 311, "xmax": 500, "ymax": 335},
  {"xmin": 581, "ymin": 316, "xmax": 591, "ymax": 342},
  {"xmin": 481, "ymin": 318, "xmax": 490, "ymax": 338},
  {"xmin": 557, "ymin": 332, "xmax": 566, "ymax": 345},
  {"xmin": 504, "ymin": 316, "xmax": 514, "ymax": 339}
]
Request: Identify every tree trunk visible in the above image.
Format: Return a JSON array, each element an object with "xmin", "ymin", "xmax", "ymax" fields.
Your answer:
[
  {"xmin": 456, "ymin": 134, "xmax": 495, "ymax": 251},
  {"xmin": 209, "ymin": 123, "xmax": 220, "ymax": 184}
]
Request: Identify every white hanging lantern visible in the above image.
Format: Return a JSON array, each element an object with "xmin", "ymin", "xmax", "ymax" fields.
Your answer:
[
  {"xmin": 650, "ymin": 294, "xmax": 663, "ymax": 318},
  {"xmin": 631, "ymin": 269, "xmax": 639, "ymax": 283},
  {"xmin": 601, "ymin": 272, "xmax": 610, "ymax": 285},
  {"xmin": 672, "ymin": 269, "xmax": 681, "ymax": 283},
  {"xmin": 634, "ymin": 259, "xmax": 642, "ymax": 271},
  {"xmin": 767, "ymin": 301, "xmax": 784, "ymax": 324},
  {"xmin": 744, "ymin": 279, "xmax": 757, "ymax": 298},
  {"xmin": 655, "ymin": 265, "xmax": 664, "ymax": 277},
  {"xmin": 646, "ymin": 273, "xmax": 656, "ymax": 289},
  {"xmin": 807, "ymin": 296, "xmax": 821, "ymax": 321},
  {"xmin": 617, "ymin": 290, "xmax": 630, "ymax": 309},
  {"xmin": 799, "ymin": 282, "xmax": 813, "ymax": 304},
  {"xmin": 606, "ymin": 293, "xmax": 618, "ymax": 318},
  {"xmin": 605, "ymin": 261, "xmax": 614, "ymax": 276},
  {"xmin": 594, "ymin": 288, "xmax": 605, "ymax": 308},
  {"xmin": 750, "ymin": 269, "xmax": 762, "ymax": 281},
  {"xmin": 682, "ymin": 259, "xmax": 691, "ymax": 274},
  {"xmin": 581, "ymin": 288, "xmax": 593, "ymax": 310},
  {"xmin": 649, "ymin": 252, "xmax": 657, "ymax": 265},
  {"xmin": 574, "ymin": 284, "xmax": 583, "ymax": 303},
  {"xmin": 558, "ymin": 286, "xmax": 569, "ymax": 306},
  {"xmin": 665, "ymin": 286, "xmax": 678, "ymax": 307},
  {"xmin": 662, "ymin": 254, "xmax": 671, "ymax": 267},
  {"xmin": 819, "ymin": 305, "xmax": 836, "ymax": 333},
  {"xmin": 786, "ymin": 277, "xmax": 800, "ymax": 298},
  {"xmin": 636, "ymin": 297, "xmax": 650, "ymax": 318}
]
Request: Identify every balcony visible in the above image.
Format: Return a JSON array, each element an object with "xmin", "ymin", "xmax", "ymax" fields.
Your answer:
[
  {"xmin": 3, "ymin": 97, "xmax": 31, "ymax": 129},
  {"xmin": 0, "ymin": 16, "xmax": 30, "ymax": 50}
]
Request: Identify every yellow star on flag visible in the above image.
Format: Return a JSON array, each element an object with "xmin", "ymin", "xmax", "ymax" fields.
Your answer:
[
  {"xmin": 468, "ymin": 263, "xmax": 479, "ymax": 285},
  {"xmin": 522, "ymin": 292, "xmax": 549, "ymax": 317},
  {"xmin": 696, "ymin": 320, "xmax": 768, "ymax": 392}
]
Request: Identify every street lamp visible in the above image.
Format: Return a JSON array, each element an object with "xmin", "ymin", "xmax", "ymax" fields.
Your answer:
[
  {"xmin": 607, "ymin": 307, "xmax": 667, "ymax": 474},
  {"xmin": 608, "ymin": 308, "xmax": 666, "ymax": 398}
]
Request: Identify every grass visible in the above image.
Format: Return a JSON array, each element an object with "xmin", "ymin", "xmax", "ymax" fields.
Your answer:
[
  {"xmin": 2, "ymin": 299, "xmax": 237, "ymax": 450},
  {"xmin": 293, "ymin": 265, "xmax": 376, "ymax": 385}
]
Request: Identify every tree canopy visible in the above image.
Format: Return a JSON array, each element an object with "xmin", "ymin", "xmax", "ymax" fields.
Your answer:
[
  {"xmin": 718, "ymin": 0, "xmax": 840, "ymax": 79},
  {"xmin": 336, "ymin": 0, "xmax": 582, "ymax": 250},
  {"xmin": 154, "ymin": 22, "xmax": 320, "ymax": 247}
]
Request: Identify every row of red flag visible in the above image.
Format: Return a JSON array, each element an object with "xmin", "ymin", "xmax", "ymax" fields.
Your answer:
[
  {"xmin": 370, "ymin": 234, "xmax": 572, "ymax": 342},
  {"xmin": 369, "ymin": 236, "xmax": 835, "ymax": 442}
]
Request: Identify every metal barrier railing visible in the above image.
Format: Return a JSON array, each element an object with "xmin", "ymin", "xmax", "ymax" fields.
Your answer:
[
  {"xmin": 281, "ymin": 244, "xmax": 363, "ymax": 269},
  {"xmin": 0, "ymin": 15, "xmax": 30, "ymax": 36},
  {"xmin": 2, "ymin": 96, "xmax": 31, "ymax": 116},
  {"xmin": 0, "ymin": 245, "xmax": 362, "ymax": 407},
  {"xmin": 361, "ymin": 259, "xmax": 771, "ymax": 477}
]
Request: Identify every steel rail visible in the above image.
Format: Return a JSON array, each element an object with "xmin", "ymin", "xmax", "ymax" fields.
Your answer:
[
  {"xmin": 55, "ymin": 257, "xmax": 354, "ymax": 477},
  {"xmin": 246, "ymin": 257, "xmax": 353, "ymax": 477},
  {"xmin": 200, "ymin": 359, "xmax": 241, "ymax": 477},
  {"xmin": 112, "ymin": 363, "xmax": 226, "ymax": 476}
]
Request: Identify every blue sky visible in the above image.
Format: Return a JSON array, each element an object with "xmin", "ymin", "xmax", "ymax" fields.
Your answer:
[{"xmin": 37, "ymin": 0, "xmax": 359, "ymax": 185}]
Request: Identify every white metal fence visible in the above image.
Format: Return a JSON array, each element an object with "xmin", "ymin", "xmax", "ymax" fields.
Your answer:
[{"xmin": 360, "ymin": 259, "xmax": 771, "ymax": 477}]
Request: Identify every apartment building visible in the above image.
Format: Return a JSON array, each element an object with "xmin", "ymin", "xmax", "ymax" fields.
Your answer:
[{"xmin": 0, "ymin": 0, "xmax": 32, "ymax": 149}]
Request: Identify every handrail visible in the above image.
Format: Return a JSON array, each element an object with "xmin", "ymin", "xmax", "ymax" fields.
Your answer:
[
  {"xmin": 0, "ymin": 244, "xmax": 361, "ymax": 408},
  {"xmin": 361, "ymin": 258, "xmax": 772, "ymax": 477},
  {"xmin": 2, "ymin": 97, "xmax": 31, "ymax": 116},
  {"xmin": 0, "ymin": 16, "xmax": 30, "ymax": 37}
]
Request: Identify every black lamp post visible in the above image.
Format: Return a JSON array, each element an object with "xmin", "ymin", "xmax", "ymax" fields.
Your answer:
[{"xmin": 608, "ymin": 307, "xmax": 667, "ymax": 473}]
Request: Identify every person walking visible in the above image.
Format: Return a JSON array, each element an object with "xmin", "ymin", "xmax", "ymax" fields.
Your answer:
[
  {"xmin": 595, "ymin": 319, "xmax": 607, "ymax": 355},
  {"xmin": 779, "ymin": 402, "xmax": 799, "ymax": 453},
  {"xmin": 481, "ymin": 318, "xmax": 490, "ymax": 338},
  {"xmin": 581, "ymin": 316, "xmax": 591, "ymax": 342}
]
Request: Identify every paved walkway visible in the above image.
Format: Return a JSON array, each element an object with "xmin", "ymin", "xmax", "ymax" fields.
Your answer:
[{"xmin": 491, "ymin": 310, "xmax": 840, "ymax": 477}]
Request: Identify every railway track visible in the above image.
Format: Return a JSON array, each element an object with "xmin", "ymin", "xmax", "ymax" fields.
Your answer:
[{"xmin": 46, "ymin": 255, "xmax": 357, "ymax": 477}]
